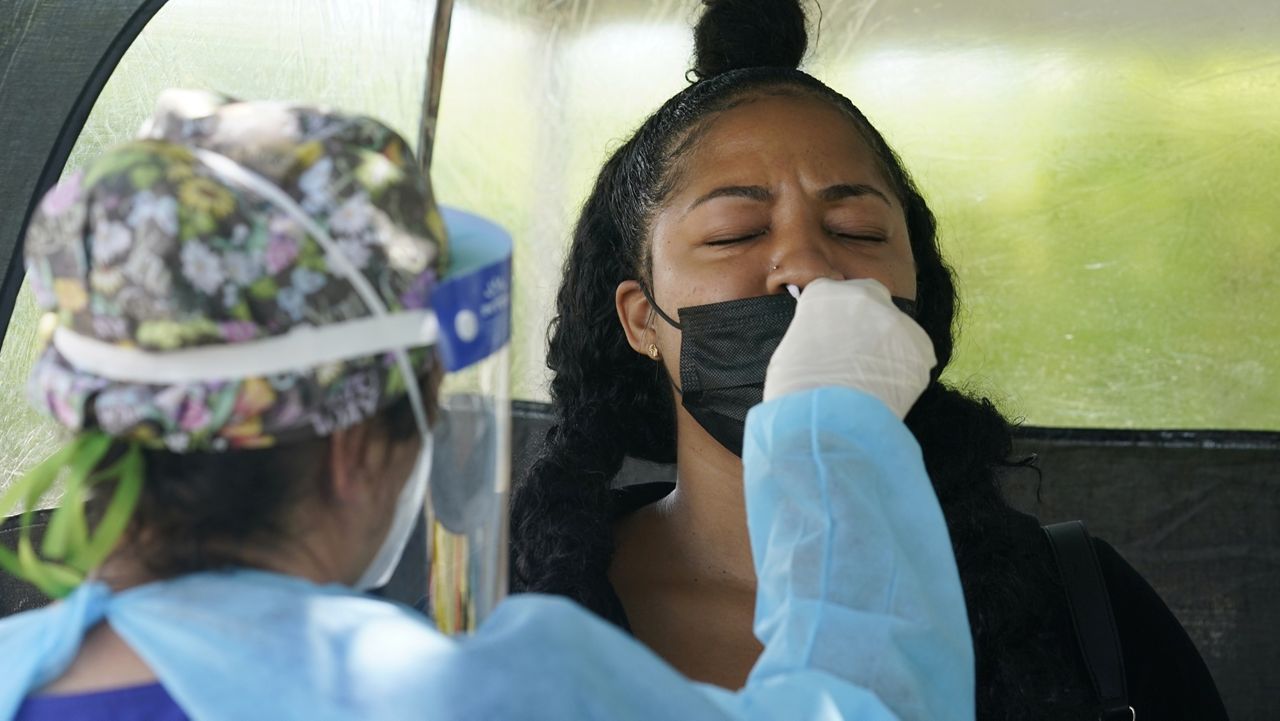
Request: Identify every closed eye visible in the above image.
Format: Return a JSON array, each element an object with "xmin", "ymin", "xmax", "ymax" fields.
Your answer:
[
  {"xmin": 705, "ymin": 230, "xmax": 766, "ymax": 246},
  {"xmin": 828, "ymin": 228, "xmax": 888, "ymax": 243}
]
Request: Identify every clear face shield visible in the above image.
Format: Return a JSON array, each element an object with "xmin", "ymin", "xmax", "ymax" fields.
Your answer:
[
  {"xmin": 185, "ymin": 153, "xmax": 514, "ymax": 633},
  {"xmin": 338, "ymin": 206, "xmax": 513, "ymax": 634},
  {"xmin": 419, "ymin": 207, "xmax": 512, "ymax": 634},
  {"xmin": 189, "ymin": 117, "xmax": 512, "ymax": 629}
]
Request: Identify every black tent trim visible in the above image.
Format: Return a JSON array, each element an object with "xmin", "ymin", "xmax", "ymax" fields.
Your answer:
[
  {"xmin": 1013, "ymin": 425, "xmax": 1280, "ymax": 450},
  {"xmin": 512, "ymin": 401, "xmax": 1280, "ymax": 449}
]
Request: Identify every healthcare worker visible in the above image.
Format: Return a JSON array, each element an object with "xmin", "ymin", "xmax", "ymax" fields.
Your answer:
[{"xmin": 0, "ymin": 91, "xmax": 970, "ymax": 721}]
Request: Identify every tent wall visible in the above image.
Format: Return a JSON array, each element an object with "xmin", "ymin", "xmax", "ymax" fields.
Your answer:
[{"xmin": 5, "ymin": 0, "xmax": 1276, "ymax": 430}]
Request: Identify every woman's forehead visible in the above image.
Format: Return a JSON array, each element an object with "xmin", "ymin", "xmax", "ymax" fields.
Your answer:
[{"xmin": 673, "ymin": 94, "xmax": 890, "ymax": 196}]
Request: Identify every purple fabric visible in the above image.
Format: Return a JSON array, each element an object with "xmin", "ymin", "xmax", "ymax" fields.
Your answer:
[{"xmin": 14, "ymin": 683, "xmax": 188, "ymax": 721}]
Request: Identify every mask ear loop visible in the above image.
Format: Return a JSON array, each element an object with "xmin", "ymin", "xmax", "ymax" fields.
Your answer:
[
  {"xmin": 635, "ymin": 281, "xmax": 688, "ymax": 396},
  {"xmin": 638, "ymin": 281, "xmax": 682, "ymax": 330}
]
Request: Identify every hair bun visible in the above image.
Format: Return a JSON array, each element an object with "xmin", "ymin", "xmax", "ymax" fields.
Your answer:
[{"xmin": 691, "ymin": 0, "xmax": 809, "ymax": 81}]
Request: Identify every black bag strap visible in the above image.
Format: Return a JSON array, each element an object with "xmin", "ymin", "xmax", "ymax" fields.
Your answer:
[{"xmin": 1043, "ymin": 520, "xmax": 1134, "ymax": 721}]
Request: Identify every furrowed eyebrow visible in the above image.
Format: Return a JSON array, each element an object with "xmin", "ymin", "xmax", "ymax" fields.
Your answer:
[
  {"xmin": 819, "ymin": 183, "xmax": 892, "ymax": 206},
  {"xmin": 687, "ymin": 185, "xmax": 772, "ymax": 212}
]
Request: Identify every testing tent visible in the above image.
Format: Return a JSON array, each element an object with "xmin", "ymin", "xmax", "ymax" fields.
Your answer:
[{"xmin": 1, "ymin": 1, "xmax": 1277, "ymax": 718}]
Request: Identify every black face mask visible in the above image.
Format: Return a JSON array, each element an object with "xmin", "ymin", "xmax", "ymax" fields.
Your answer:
[{"xmin": 643, "ymin": 287, "xmax": 918, "ymax": 457}]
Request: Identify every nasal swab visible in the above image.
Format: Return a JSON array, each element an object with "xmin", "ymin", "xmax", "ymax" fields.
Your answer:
[{"xmin": 786, "ymin": 284, "xmax": 801, "ymax": 300}]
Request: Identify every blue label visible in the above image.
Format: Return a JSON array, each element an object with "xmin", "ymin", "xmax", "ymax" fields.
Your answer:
[{"xmin": 432, "ymin": 208, "xmax": 513, "ymax": 372}]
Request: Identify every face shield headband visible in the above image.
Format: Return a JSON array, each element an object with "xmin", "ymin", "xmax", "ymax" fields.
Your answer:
[{"xmin": 639, "ymin": 283, "xmax": 917, "ymax": 457}]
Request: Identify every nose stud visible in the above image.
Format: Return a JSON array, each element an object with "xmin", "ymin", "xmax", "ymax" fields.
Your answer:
[{"xmin": 771, "ymin": 264, "xmax": 779, "ymax": 271}]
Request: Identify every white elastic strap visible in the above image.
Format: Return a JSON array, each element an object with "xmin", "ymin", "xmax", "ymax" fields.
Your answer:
[
  {"xmin": 179, "ymin": 149, "xmax": 428, "ymax": 434},
  {"xmin": 52, "ymin": 311, "xmax": 439, "ymax": 384}
]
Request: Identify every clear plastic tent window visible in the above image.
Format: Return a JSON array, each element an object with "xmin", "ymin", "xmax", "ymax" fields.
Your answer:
[{"xmin": 1, "ymin": 0, "xmax": 1278, "ymax": 503}]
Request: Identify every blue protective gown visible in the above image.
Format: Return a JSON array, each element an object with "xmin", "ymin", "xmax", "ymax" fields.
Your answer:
[{"xmin": 0, "ymin": 387, "xmax": 973, "ymax": 721}]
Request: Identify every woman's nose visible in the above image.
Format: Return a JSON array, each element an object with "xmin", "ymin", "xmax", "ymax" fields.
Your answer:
[{"xmin": 765, "ymin": 225, "xmax": 845, "ymax": 295}]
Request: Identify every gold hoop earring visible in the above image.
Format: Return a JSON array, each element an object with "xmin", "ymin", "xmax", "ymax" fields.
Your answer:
[{"xmin": 647, "ymin": 343, "xmax": 661, "ymax": 360}]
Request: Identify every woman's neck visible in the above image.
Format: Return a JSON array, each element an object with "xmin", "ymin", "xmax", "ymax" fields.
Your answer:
[
  {"xmin": 660, "ymin": 408, "xmax": 758, "ymax": 590},
  {"xmin": 608, "ymin": 407, "xmax": 763, "ymax": 688}
]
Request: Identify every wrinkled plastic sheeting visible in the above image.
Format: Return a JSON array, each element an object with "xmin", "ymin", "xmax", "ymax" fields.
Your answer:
[
  {"xmin": 4, "ymin": 0, "xmax": 1276, "ymax": 472},
  {"xmin": 439, "ymin": 0, "xmax": 1280, "ymax": 432},
  {"xmin": 0, "ymin": 1, "xmax": 155, "ymax": 499},
  {"xmin": 0, "ymin": 0, "xmax": 436, "ymax": 499}
]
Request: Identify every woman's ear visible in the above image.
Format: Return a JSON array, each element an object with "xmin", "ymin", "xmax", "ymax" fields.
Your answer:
[{"xmin": 616, "ymin": 279, "xmax": 655, "ymax": 356}]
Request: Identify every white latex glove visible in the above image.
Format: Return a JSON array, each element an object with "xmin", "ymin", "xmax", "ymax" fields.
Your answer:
[{"xmin": 763, "ymin": 278, "xmax": 937, "ymax": 419}]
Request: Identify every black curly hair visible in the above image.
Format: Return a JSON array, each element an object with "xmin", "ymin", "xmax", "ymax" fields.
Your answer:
[{"xmin": 512, "ymin": 1, "xmax": 1093, "ymax": 718}]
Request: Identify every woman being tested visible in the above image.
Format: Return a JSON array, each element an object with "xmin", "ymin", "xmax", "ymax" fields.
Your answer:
[
  {"xmin": 510, "ymin": 1, "xmax": 1228, "ymax": 719},
  {"xmin": 0, "ymin": 91, "xmax": 972, "ymax": 721}
]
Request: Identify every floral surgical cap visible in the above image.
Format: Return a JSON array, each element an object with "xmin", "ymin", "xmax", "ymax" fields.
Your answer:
[{"xmin": 23, "ymin": 90, "xmax": 447, "ymax": 452}]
